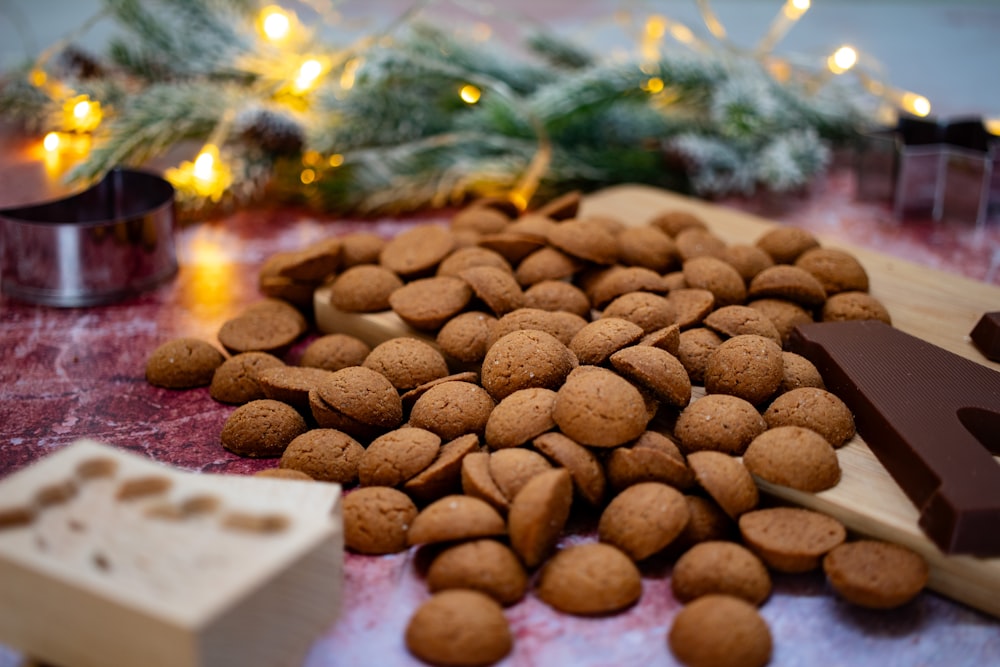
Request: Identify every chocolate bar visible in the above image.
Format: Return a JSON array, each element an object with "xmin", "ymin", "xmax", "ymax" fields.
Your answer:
[
  {"xmin": 788, "ymin": 320, "xmax": 1000, "ymax": 556},
  {"xmin": 970, "ymin": 312, "xmax": 1000, "ymax": 362}
]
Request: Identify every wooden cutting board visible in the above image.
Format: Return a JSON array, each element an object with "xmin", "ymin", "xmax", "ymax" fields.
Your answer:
[{"xmin": 314, "ymin": 183, "xmax": 1000, "ymax": 618}]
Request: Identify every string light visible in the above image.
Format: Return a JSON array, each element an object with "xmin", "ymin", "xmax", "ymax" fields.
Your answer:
[
  {"xmin": 43, "ymin": 132, "xmax": 61, "ymax": 152},
  {"xmin": 258, "ymin": 5, "xmax": 293, "ymax": 42},
  {"xmin": 62, "ymin": 94, "xmax": 102, "ymax": 133},
  {"xmin": 643, "ymin": 77, "xmax": 665, "ymax": 94},
  {"xmin": 901, "ymin": 92, "xmax": 931, "ymax": 117},
  {"xmin": 328, "ymin": 154, "xmax": 345, "ymax": 167},
  {"xmin": 300, "ymin": 168, "xmax": 317, "ymax": 184},
  {"xmin": 340, "ymin": 57, "xmax": 362, "ymax": 91},
  {"xmin": 293, "ymin": 58, "xmax": 325, "ymax": 93},
  {"xmin": 165, "ymin": 144, "xmax": 232, "ymax": 202},
  {"xmin": 757, "ymin": 0, "xmax": 810, "ymax": 54},
  {"xmin": 459, "ymin": 84, "xmax": 482, "ymax": 104},
  {"xmin": 827, "ymin": 46, "xmax": 858, "ymax": 75}
]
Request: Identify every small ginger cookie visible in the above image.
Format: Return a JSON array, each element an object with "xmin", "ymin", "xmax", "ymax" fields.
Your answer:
[
  {"xmin": 405, "ymin": 590, "xmax": 512, "ymax": 667},
  {"xmin": 536, "ymin": 542, "xmax": 642, "ymax": 615},
  {"xmin": 358, "ymin": 427, "xmax": 441, "ymax": 487},
  {"xmin": 823, "ymin": 540, "xmax": 929, "ymax": 609},
  {"xmin": 552, "ymin": 366, "xmax": 651, "ymax": 447},
  {"xmin": 388, "ymin": 276, "xmax": 473, "ymax": 331},
  {"xmin": 609, "ymin": 345, "xmax": 692, "ymax": 408},
  {"xmin": 314, "ymin": 366, "xmax": 403, "ymax": 430},
  {"xmin": 403, "ymin": 433, "xmax": 481, "ymax": 503},
  {"xmin": 649, "ymin": 209, "xmax": 708, "ymax": 237},
  {"xmin": 508, "ymin": 468, "xmax": 574, "ymax": 568},
  {"xmin": 484, "ymin": 387, "xmax": 557, "ymax": 449},
  {"xmin": 703, "ymin": 334, "xmax": 784, "ymax": 406},
  {"xmin": 743, "ymin": 425, "xmax": 841, "ymax": 493},
  {"xmin": 763, "ymin": 387, "xmax": 855, "ymax": 447},
  {"xmin": 340, "ymin": 231, "xmax": 385, "ymax": 267},
  {"xmin": 436, "ymin": 311, "xmax": 497, "ymax": 365},
  {"xmin": 547, "ymin": 219, "xmax": 619, "ymax": 265},
  {"xmin": 342, "ymin": 486, "xmax": 417, "ymax": 554},
  {"xmin": 671, "ymin": 541, "xmax": 772, "ymax": 606},
  {"xmin": 675, "ymin": 495, "xmax": 737, "ymax": 549},
  {"xmin": 588, "ymin": 266, "xmax": 668, "ymax": 309},
  {"xmin": 674, "ymin": 393, "xmax": 766, "ymax": 456},
  {"xmin": 640, "ymin": 324, "xmax": 681, "ymax": 356},
  {"xmin": 257, "ymin": 366, "xmax": 336, "ymax": 411},
  {"xmin": 617, "ymin": 225, "xmax": 678, "ymax": 272},
  {"xmin": 687, "ymin": 451, "xmax": 759, "ymax": 520},
  {"xmin": 569, "ymin": 318, "xmax": 645, "ymax": 366},
  {"xmin": 523, "ymin": 280, "xmax": 591, "ymax": 317},
  {"xmin": 719, "ymin": 244, "xmax": 775, "ymax": 282},
  {"xmin": 604, "ymin": 435, "xmax": 694, "ymax": 492},
  {"xmin": 821, "ymin": 291, "xmax": 892, "ymax": 324},
  {"xmin": 755, "ymin": 226, "xmax": 820, "ymax": 264},
  {"xmin": 209, "ymin": 351, "xmax": 284, "ymax": 404},
  {"xmin": 481, "ymin": 329, "xmax": 577, "ymax": 401},
  {"xmin": 220, "ymin": 399, "xmax": 308, "ymax": 458},
  {"xmin": 146, "ymin": 338, "xmax": 226, "ymax": 389},
  {"xmin": 299, "ymin": 334, "xmax": 371, "ymax": 372},
  {"xmin": 703, "ymin": 305, "xmax": 782, "ymax": 346},
  {"xmin": 280, "ymin": 428, "xmax": 365, "ymax": 484},
  {"xmin": 794, "ymin": 247, "xmax": 869, "ymax": 294},
  {"xmin": 255, "ymin": 468, "xmax": 312, "ymax": 481},
  {"xmin": 487, "ymin": 308, "xmax": 587, "ymax": 348},
  {"xmin": 514, "ymin": 246, "xmax": 582, "ymax": 287},
  {"xmin": 362, "ymin": 337, "xmax": 449, "ymax": 391},
  {"xmin": 533, "ymin": 432, "xmax": 607, "ymax": 507},
  {"xmin": 407, "ymin": 495, "xmax": 506, "ymax": 546},
  {"xmin": 461, "ymin": 451, "xmax": 510, "ymax": 515},
  {"xmin": 600, "ymin": 292, "xmax": 674, "ymax": 334},
  {"xmin": 328, "ymin": 264, "xmax": 403, "ymax": 312},
  {"xmin": 427, "ymin": 539, "xmax": 528, "ymax": 606},
  {"xmin": 488, "ymin": 448, "xmax": 553, "ymax": 502},
  {"xmin": 668, "ymin": 594, "xmax": 772, "ymax": 667},
  {"xmin": 437, "ymin": 246, "xmax": 512, "ymax": 277},
  {"xmin": 780, "ymin": 351, "xmax": 825, "ymax": 392},
  {"xmin": 747, "ymin": 265, "xmax": 827, "ymax": 308},
  {"xmin": 739, "ymin": 506, "xmax": 846, "ymax": 573},
  {"xmin": 682, "ymin": 257, "xmax": 747, "ymax": 307},
  {"xmin": 409, "ymin": 381, "xmax": 496, "ymax": 441},
  {"xmin": 599, "ymin": 482, "xmax": 690, "ymax": 561},
  {"xmin": 676, "ymin": 327, "xmax": 723, "ymax": 384},
  {"xmin": 675, "ymin": 228, "xmax": 727, "ymax": 261},
  {"xmin": 380, "ymin": 223, "xmax": 455, "ymax": 278},
  {"xmin": 459, "ymin": 265, "xmax": 526, "ymax": 316},
  {"xmin": 747, "ymin": 298, "xmax": 815, "ymax": 347},
  {"xmin": 667, "ymin": 289, "xmax": 716, "ymax": 330},
  {"xmin": 217, "ymin": 312, "xmax": 302, "ymax": 356}
]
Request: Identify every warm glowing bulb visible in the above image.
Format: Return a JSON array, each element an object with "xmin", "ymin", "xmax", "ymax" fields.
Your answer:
[
  {"xmin": 73, "ymin": 100, "xmax": 91, "ymax": 119},
  {"xmin": 645, "ymin": 16, "xmax": 667, "ymax": 39},
  {"xmin": 903, "ymin": 94, "xmax": 931, "ymax": 117},
  {"xmin": 43, "ymin": 132, "xmax": 61, "ymax": 152},
  {"xmin": 985, "ymin": 118, "xmax": 1000, "ymax": 136},
  {"xmin": 292, "ymin": 59, "xmax": 325, "ymax": 93},
  {"xmin": 62, "ymin": 95, "xmax": 102, "ymax": 132},
  {"xmin": 460, "ymin": 84, "xmax": 482, "ymax": 104},
  {"xmin": 302, "ymin": 150, "xmax": 321, "ymax": 166},
  {"xmin": 328, "ymin": 153, "xmax": 344, "ymax": 167},
  {"xmin": 827, "ymin": 46, "xmax": 858, "ymax": 74},
  {"xmin": 193, "ymin": 149, "xmax": 216, "ymax": 181},
  {"xmin": 300, "ymin": 168, "xmax": 316, "ymax": 184},
  {"xmin": 792, "ymin": 0, "xmax": 810, "ymax": 10},
  {"xmin": 260, "ymin": 6, "xmax": 292, "ymax": 41},
  {"xmin": 669, "ymin": 24, "xmax": 695, "ymax": 44},
  {"xmin": 29, "ymin": 69, "xmax": 47, "ymax": 87},
  {"xmin": 643, "ymin": 77, "xmax": 665, "ymax": 94}
]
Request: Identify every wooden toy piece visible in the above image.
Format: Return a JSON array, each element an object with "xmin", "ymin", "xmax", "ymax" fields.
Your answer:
[{"xmin": 0, "ymin": 439, "xmax": 342, "ymax": 667}]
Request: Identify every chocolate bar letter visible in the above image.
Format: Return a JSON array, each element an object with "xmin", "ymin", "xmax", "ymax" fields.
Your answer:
[
  {"xmin": 789, "ymin": 320, "xmax": 1000, "ymax": 556},
  {"xmin": 970, "ymin": 312, "xmax": 1000, "ymax": 362}
]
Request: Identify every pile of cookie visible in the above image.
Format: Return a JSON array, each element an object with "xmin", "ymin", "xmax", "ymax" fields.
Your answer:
[{"xmin": 145, "ymin": 192, "xmax": 928, "ymax": 667}]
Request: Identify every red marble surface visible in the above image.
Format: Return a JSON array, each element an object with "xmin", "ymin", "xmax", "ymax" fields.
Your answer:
[{"xmin": 1, "ymin": 134, "xmax": 1000, "ymax": 666}]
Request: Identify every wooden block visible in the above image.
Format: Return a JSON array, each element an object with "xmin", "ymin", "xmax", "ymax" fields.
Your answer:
[{"xmin": 0, "ymin": 440, "xmax": 342, "ymax": 667}]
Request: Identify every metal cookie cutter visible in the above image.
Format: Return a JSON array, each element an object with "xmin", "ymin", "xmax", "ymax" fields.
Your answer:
[{"xmin": 0, "ymin": 169, "xmax": 177, "ymax": 307}]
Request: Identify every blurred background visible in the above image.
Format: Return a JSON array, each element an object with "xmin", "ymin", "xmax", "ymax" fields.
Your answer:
[{"xmin": 2, "ymin": 0, "xmax": 999, "ymax": 120}]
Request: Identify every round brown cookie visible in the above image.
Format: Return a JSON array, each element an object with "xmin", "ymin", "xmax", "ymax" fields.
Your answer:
[
  {"xmin": 604, "ymin": 436, "xmax": 694, "ymax": 492},
  {"xmin": 747, "ymin": 298, "xmax": 814, "ymax": 348},
  {"xmin": 314, "ymin": 365, "xmax": 403, "ymax": 429},
  {"xmin": 671, "ymin": 540, "xmax": 772, "ymax": 605},
  {"xmin": 299, "ymin": 334, "xmax": 371, "ymax": 372},
  {"xmin": 739, "ymin": 507, "xmax": 846, "ymax": 573},
  {"xmin": 481, "ymin": 329, "xmax": 576, "ymax": 401},
  {"xmin": 401, "ymin": 372, "xmax": 481, "ymax": 408},
  {"xmin": 755, "ymin": 226, "xmax": 820, "ymax": 264},
  {"xmin": 506, "ymin": 212, "xmax": 557, "ymax": 240},
  {"xmin": 609, "ymin": 345, "xmax": 692, "ymax": 408},
  {"xmin": 405, "ymin": 590, "xmax": 512, "ymax": 667},
  {"xmin": 588, "ymin": 266, "xmax": 669, "ymax": 309},
  {"xmin": 437, "ymin": 246, "xmax": 512, "ymax": 278},
  {"xmin": 676, "ymin": 327, "xmax": 723, "ymax": 384},
  {"xmin": 823, "ymin": 540, "xmax": 929, "ymax": 609},
  {"xmin": 458, "ymin": 265, "xmax": 525, "ymax": 317},
  {"xmin": 547, "ymin": 219, "xmax": 619, "ymax": 265},
  {"xmin": 598, "ymin": 481, "xmax": 689, "ymax": 561},
  {"xmin": 436, "ymin": 311, "xmax": 497, "ymax": 365},
  {"xmin": 747, "ymin": 265, "xmax": 827, "ymax": 308},
  {"xmin": 703, "ymin": 305, "xmax": 782, "ymax": 346},
  {"xmin": 582, "ymin": 214, "xmax": 627, "ymax": 235},
  {"xmin": 479, "ymin": 230, "xmax": 547, "ymax": 264},
  {"xmin": 342, "ymin": 486, "xmax": 418, "ymax": 554},
  {"xmin": 241, "ymin": 298, "xmax": 309, "ymax": 335},
  {"xmin": 488, "ymin": 448, "xmax": 553, "ymax": 502},
  {"xmin": 675, "ymin": 228, "xmax": 727, "ymax": 261},
  {"xmin": 682, "ymin": 257, "xmax": 747, "ymax": 308},
  {"xmin": 362, "ymin": 337, "xmax": 449, "ymax": 391},
  {"xmin": 514, "ymin": 246, "xmax": 582, "ymax": 287},
  {"xmin": 641, "ymin": 324, "xmax": 681, "ymax": 356},
  {"xmin": 409, "ymin": 381, "xmax": 496, "ymax": 440},
  {"xmin": 407, "ymin": 495, "xmax": 506, "ymax": 546},
  {"xmin": 257, "ymin": 274, "xmax": 315, "ymax": 309},
  {"xmin": 254, "ymin": 468, "xmax": 312, "ymax": 481},
  {"xmin": 379, "ymin": 223, "xmax": 455, "ymax": 278},
  {"xmin": 719, "ymin": 244, "xmax": 775, "ymax": 282},
  {"xmin": 220, "ymin": 399, "xmax": 308, "ymax": 458},
  {"xmin": 601, "ymin": 291, "xmax": 673, "ymax": 334},
  {"xmin": 674, "ymin": 393, "xmax": 766, "ymax": 455},
  {"xmin": 450, "ymin": 205, "xmax": 510, "ymax": 234},
  {"xmin": 217, "ymin": 312, "xmax": 303, "ymax": 356},
  {"xmin": 553, "ymin": 366, "xmax": 651, "ymax": 447},
  {"xmin": 675, "ymin": 495, "xmax": 737, "ymax": 549},
  {"xmin": 147, "ymin": 338, "xmax": 226, "ymax": 390},
  {"xmin": 668, "ymin": 594, "xmax": 772, "ymax": 667},
  {"xmin": 667, "ymin": 288, "xmax": 716, "ymax": 329},
  {"xmin": 328, "ymin": 264, "xmax": 404, "ymax": 313},
  {"xmin": 794, "ymin": 247, "xmax": 869, "ymax": 294},
  {"xmin": 779, "ymin": 351, "xmax": 825, "ymax": 392},
  {"xmin": 271, "ymin": 239, "xmax": 341, "ymax": 282},
  {"xmin": 404, "ymin": 433, "xmax": 482, "ymax": 503},
  {"xmin": 744, "ymin": 425, "xmax": 841, "ymax": 492},
  {"xmin": 461, "ymin": 451, "xmax": 510, "ymax": 515},
  {"xmin": 257, "ymin": 366, "xmax": 336, "ymax": 411},
  {"xmin": 340, "ymin": 231, "xmax": 385, "ymax": 268},
  {"xmin": 209, "ymin": 351, "xmax": 284, "ymax": 404},
  {"xmin": 427, "ymin": 539, "xmax": 528, "ymax": 606},
  {"xmin": 763, "ymin": 387, "xmax": 856, "ymax": 447},
  {"xmin": 534, "ymin": 190, "xmax": 582, "ymax": 220},
  {"xmin": 532, "ymin": 432, "xmax": 607, "ymax": 507},
  {"xmin": 359, "ymin": 427, "xmax": 441, "ymax": 487},
  {"xmin": 617, "ymin": 225, "xmax": 679, "ymax": 272},
  {"xmin": 508, "ymin": 468, "xmax": 573, "ymax": 568},
  {"xmin": 536, "ymin": 542, "xmax": 642, "ymax": 615},
  {"xmin": 280, "ymin": 428, "xmax": 365, "ymax": 484},
  {"xmin": 569, "ymin": 317, "xmax": 645, "ymax": 366},
  {"xmin": 821, "ymin": 291, "xmax": 892, "ymax": 324},
  {"xmin": 389, "ymin": 276, "xmax": 473, "ymax": 331},
  {"xmin": 484, "ymin": 388, "xmax": 557, "ymax": 449},
  {"xmin": 662, "ymin": 270, "xmax": 687, "ymax": 291},
  {"xmin": 486, "ymin": 308, "xmax": 588, "ymax": 348},
  {"xmin": 687, "ymin": 451, "xmax": 758, "ymax": 520},
  {"xmin": 704, "ymin": 334, "xmax": 784, "ymax": 406},
  {"xmin": 649, "ymin": 209, "xmax": 708, "ymax": 237},
  {"xmin": 522, "ymin": 280, "xmax": 592, "ymax": 317},
  {"xmin": 308, "ymin": 391, "xmax": 384, "ymax": 441}
]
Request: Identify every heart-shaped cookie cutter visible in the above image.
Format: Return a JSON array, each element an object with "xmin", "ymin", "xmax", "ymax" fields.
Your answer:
[{"xmin": 0, "ymin": 169, "xmax": 176, "ymax": 307}]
